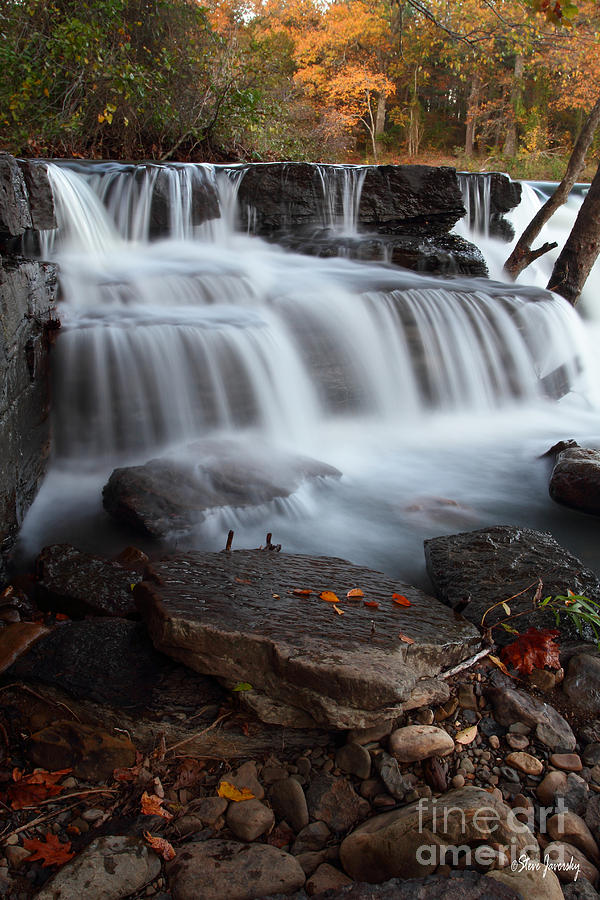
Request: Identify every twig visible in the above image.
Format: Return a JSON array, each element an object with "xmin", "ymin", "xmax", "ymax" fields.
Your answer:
[
  {"xmin": 17, "ymin": 788, "xmax": 118, "ymax": 809},
  {"xmin": 0, "ymin": 683, "xmax": 80, "ymax": 722},
  {"xmin": 165, "ymin": 713, "xmax": 232, "ymax": 755},
  {"xmin": 441, "ymin": 646, "xmax": 492, "ymax": 678},
  {"xmin": 225, "ymin": 530, "xmax": 234, "ymax": 552},
  {"xmin": 0, "ymin": 799, "xmax": 87, "ymax": 841}
]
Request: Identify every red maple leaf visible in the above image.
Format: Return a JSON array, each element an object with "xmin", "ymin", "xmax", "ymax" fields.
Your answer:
[
  {"xmin": 22, "ymin": 832, "xmax": 75, "ymax": 867},
  {"xmin": 500, "ymin": 627, "xmax": 561, "ymax": 675}
]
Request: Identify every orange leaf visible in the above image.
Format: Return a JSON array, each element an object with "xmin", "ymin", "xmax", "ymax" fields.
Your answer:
[
  {"xmin": 347, "ymin": 588, "xmax": 364, "ymax": 598},
  {"xmin": 217, "ymin": 781, "xmax": 255, "ymax": 802},
  {"xmin": 398, "ymin": 632, "xmax": 415, "ymax": 644},
  {"xmin": 488, "ymin": 654, "xmax": 513, "ymax": 678},
  {"xmin": 333, "ymin": 604, "xmax": 344, "ymax": 615},
  {"xmin": 320, "ymin": 591, "xmax": 340, "ymax": 603},
  {"xmin": 54, "ymin": 613, "xmax": 70, "ymax": 621},
  {"xmin": 292, "ymin": 588, "xmax": 312, "ymax": 596},
  {"xmin": 392, "ymin": 594, "xmax": 411, "ymax": 607},
  {"xmin": 141, "ymin": 791, "xmax": 173, "ymax": 820},
  {"xmin": 500, "ymin": 627, "xmax": 561, "ymax": 676},
  {"xmin": 144, "ymin": 831, "xmax": 176, "ymax": 861},
  {"xmin": 234, "ymin": 577, "xmax": 252, "ymax": 584},
  {"xmin": 7, "ymin": 768, "xmax": 71, "ymax": 810},
  {"xmin": 22, "ymin": 832, "xmax": 75, "ymax": 867},
  {"xmin": 363, "ymin": 600, "xmax": 379, "ymax": 609}
]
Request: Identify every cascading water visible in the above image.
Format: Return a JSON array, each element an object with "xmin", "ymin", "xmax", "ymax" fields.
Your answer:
[{"xmin": 17, "ymin": 160, "xmax": 600, "ymax": 587}]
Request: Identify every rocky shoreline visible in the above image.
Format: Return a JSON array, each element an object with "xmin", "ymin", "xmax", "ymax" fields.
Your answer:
[{"xmin": 1, "ymin": 525, "xmax": 600, "ymax": 899}]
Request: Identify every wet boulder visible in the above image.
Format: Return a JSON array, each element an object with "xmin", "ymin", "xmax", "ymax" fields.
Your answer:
[
  {"xmin": 17, "ymin": 159, "xmax": 57, "ymax": 231},
  {"xmin": 425, "ymin": 525, "xmax": 600, "ymax": 643},
  {"xmin": 35, "ymin": 543, "xmax": 142, "ymax": 618},
  {"xmin": 134, "ymin": 549, "xmax": 480, "ymax": 730},
  {"xmin": 103, "ymin": 439, "xmax": 341, "ymax": 539},
  {"xmin": 0, "ymin": 152, "xmax": 32, "ymax": 237},
  {"xmin": 235, "ymin": 163, "xmax": 466, "ymax": 237},
  {"xmin": 549, "ymin": 446, "xmax": 600, "ymax": 516}
]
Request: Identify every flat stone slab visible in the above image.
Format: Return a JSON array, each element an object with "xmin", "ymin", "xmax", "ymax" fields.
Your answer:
[
  {"xmin": 103, "ymin": 439, "xmax": 341, "ymax": 539},
  {"xmin": 135, "ymin": 550, "xmax": 480, "ymax": 729},
  {"xmin": 425, "ymin": 526, "xmax": 600, "ymax": 643}
]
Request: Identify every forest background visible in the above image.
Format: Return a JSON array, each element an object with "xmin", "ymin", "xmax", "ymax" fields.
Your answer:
[{"xmin": 1, "ymin": 0, "xmax": 599, "ymax": 181}]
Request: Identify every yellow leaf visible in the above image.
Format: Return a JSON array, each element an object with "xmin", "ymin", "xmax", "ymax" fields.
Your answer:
[
  {"xmin": 217, "ymin": 781, "xmax": 255, "ymax": 802},
  {"xmin": 97, "ymin": 114, "xmax": 105, "ymax": 123},
  {"xmin": 346, "ymin": 588, "xmax": 364, "ymax": 598},
  {"xmin": 501, "ymin": 602, "xmax": 511, "ymax": 615},
  {"xmin": 488, "ymin": 654, "xmax": 513, "ymax": 678},
  {"xmin": 455, "ymin": 725, "xmax": 478, "ymax": 745},
  {"xmin": 320, "ymin": 591, "xmax": 339, "ymax": 603}
]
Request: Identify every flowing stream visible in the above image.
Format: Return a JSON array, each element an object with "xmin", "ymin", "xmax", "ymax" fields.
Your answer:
[{"xmin": 17, "ymin": 162, "xmax": 600, "ymax": 588}]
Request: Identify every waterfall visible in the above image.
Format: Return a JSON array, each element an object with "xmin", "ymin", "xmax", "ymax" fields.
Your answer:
[
  {"xmin": 457, "ymin": 173, "xmax": 492, "ymax": 236},
  {"xmin": 20, "ymin": 160, "xmax": 600, "ymax": 584}
]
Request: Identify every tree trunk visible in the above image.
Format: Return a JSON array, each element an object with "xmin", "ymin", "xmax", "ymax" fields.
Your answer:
[
  {"xmin": 503, "ymin": 54, "xmax": 524, "ymax": 158},
  {"xmin": 505, "ymin": 93, "xmax": 600, "ymax": 279},
  {"xmin": 547, "ymin": 160, "xmax": 600, "ymax": 306},
  {"xmin": 465, "ymin": 73, "xmax": 481, "ymax": 158},
  {"xmin": 375, "ymin": 92, "xmax": 386, "ymax": 138}
]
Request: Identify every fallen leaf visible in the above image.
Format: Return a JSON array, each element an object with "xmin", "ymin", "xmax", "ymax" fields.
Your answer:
[
  {"xmin": 347, "ymin": 588, "xmax": 364, "ymax": 598},
  {"xmin": 217, "ymin": 781, "xmax": 255, "ymax": 802},
  {"xmin": 234, "ymin": 577, "xmax": 252, "ymax": 584},
  {"xmin": 54, "ymin": 613, "xmax": 70, "ymax": 621},
  {"xmin": 112, "ymin": 763, "xmax": 142, "ymax": 783},
  {"xmin": 292, "ymin": 588, "xmax": 312, "ymax": 596},
  {"xmin": 232, "ymin": 682, "xmax": 253, "ymax": 692},
  {"xmin": 144, "ymin": 831, "xmax": 176, "ymax": 861},
  {"xmin": 455, "ymin": 725, "xmax": 478, "ymax": 745},
  {"xmin": 7, "ymin": 768, "xmax": 72, "ymax": 810},
  {"xmin": 398, "ymin": 632, "xmax": 415, "ymax": 644},
  {"xmin": 500, "ymin": 627, "xmax": 561, "ymax": 676},
  {"xmin": 320, "ymin": 591, "xmax": 340, "ymax": 603},
  {"xmin": 272, "ymin": 593, "xmax": 280, "ymax": 599},
  {"xmin": 22, "ymin": 832, "xmax": 75, "ymax": 867},
  {"xmin": 488, "ymin": 654, "xmax": 513, "ymax": 678},
  {"xmin": 172, "ymin": 758, "xmax": 206, "ymax": 791},
  {"xmin": 333, "ymin": 604, "xmax": 344, "ymax": 615},
  {"xmin": 141, "ymin": 791, "xmax": 173, "ymax": 820},
  {"xmin": 363, "ymin": 600, "xmax": 379, "ymax": 609},
  {"xmin": 392, "ymin": 593, "xmax": 411, "ymax": 607}
]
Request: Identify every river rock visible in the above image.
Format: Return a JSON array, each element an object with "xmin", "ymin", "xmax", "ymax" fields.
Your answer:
[
  {"xmin": 167, "ymin": 839, "xmax": 306, "ymax": 900},
  {"xmin": 336, "ymin": 742, "xmax": 372, "ymax": 780},
  {"xmin": 17, "ymin": 159, "xmax": 57, "ymax": 231},
  {"xmin": 547, "ymin": 811, "xmax": 600, "ymax": 864},
  {"xmin": 505, "ymin": 751, "xmax": 544, "ymax": 776},
  {"xmin": 550, "ymin": 447, "xmax": 600, "ymax": 516},
  {"xmin": 544, "ymin": 842, "xmax": 599, "ymax": 885},
  {"xmin": 35, "ymin": 543, "xmax": 142, "ymax": 618},
  {"xmin": 0, "ymin": 152, "xmax": 32, "ymax": 236},
  {"xmin": 425, "ymin": 525, "xmax": 600, "ymax": 642},
  {"xmin": 564, "ymin": 654, "xmax": 600, "ymax": 715},
  {"xmin": 537, "ymin": 770, "xmax": 568, "ymax": 805},
  {"xmin": 339, "ymin": 785, "xmax": 539, "ymax": 882},
  {"xmin": 281, "ymin": 870, "xmax": 523, "ymax": 899},
  {"xmin": 486, "ymin": 679, "xmax": 576, "ymax": 750},
  {"xmin": 35, "ymin": 835, "xmax": 160, "ymax": 900},
  {"xmin": 306, "ymin": 862, "xmax": 353, "ymax": 894},
  {"xmin": 7, "ymin": 618, "xmax": 174, "ymax": 709},
  {"xmin": 103, "ymin": 439, "xmax": 341, "ymax": 539},
  {"xmin": 134, "ymin": 549, "xmax": 480, "ymax": 730},
  {"xmin": 0, "ymin": 257, "xmax": 57, "ymax": 579},
  {"xmin": 292, "ymin": 822, "xmax": 332, "ymax": 855},
  {"xmin": 388, "ymin": 725, "xmax": 454, "ymax": 763},
  {"xmin": 488, "ymin": 866, "xmax": 563, "ymax": 900},
  {"xmin": 235, "ymin": 163, "xmax": 466, "ymax": 237},
  {"xmin": 226, "ymin": 798, "xmax": 274, "ymax": 842},
  {"xmin": 0, "ymin": 621, "xmax": 50, "ymax": 674},
  {"xmin": 27, "ymin": 719, "xmax": 136, "ymax": 780},
  {"xmin": 270, "ymin": 777, "xmax": 310, "ymax": 833},
  {"xmin": 276, "ymin": 232, "xmax": 488, "ymax": 277},
  {"xmin": 306, "ymin": 775, "xmax": 370, "ymax": 834}
]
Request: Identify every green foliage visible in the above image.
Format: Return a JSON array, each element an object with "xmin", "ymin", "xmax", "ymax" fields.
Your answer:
[{"xmin": 542, "ymin": 592, "xmax": 600, "ymax": 648}]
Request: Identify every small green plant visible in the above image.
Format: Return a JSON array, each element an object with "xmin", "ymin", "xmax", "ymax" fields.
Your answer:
[{"xmin": 481, "ymin": 579, "xmax": 600, "ymax": 650}]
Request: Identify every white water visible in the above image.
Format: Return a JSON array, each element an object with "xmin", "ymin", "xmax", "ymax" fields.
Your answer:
[{"xmin": 17, "ymin": 162, "xmax": 600, "ymax": 586}]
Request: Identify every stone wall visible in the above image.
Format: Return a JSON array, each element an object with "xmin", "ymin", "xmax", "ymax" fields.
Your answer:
[{"xmin": 0, "ymin": 154, "xmax": 58, "ymax": 580}]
